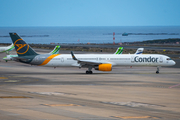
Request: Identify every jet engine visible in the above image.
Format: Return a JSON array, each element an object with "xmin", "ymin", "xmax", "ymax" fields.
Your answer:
[{"xmin": 95, "ymin": 64, "xmax": 112, "ymax": 71}]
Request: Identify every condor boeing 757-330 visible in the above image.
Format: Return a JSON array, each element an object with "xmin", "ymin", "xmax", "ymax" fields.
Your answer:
[{"xmin": 9, "ymin": 33, "xmax": 175, "ymax": 74}]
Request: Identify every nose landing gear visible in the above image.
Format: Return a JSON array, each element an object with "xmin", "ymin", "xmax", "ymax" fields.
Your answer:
[{"xmin": 156, "ymin": 66, "xmax": 160, "ymax": 74}]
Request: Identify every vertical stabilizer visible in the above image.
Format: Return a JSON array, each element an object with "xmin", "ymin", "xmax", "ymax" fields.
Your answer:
[
  {"xmin": 9, "ymin": 33, "xmax": 38, "ymax": 56},
  {"xmin": 49, "ymin": 46, "xmax": 60, "ymax": 54},
  {"xmin": 135, "ymin": 48, "xmax": 144, "ymax": 54},
  {"xmin": 114, "ymin": 47, "xmax": 123, "ymax": 54}
]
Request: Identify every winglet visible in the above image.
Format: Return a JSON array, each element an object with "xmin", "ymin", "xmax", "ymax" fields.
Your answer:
[{"xmin": 71, "ymin": 51, "xmax": 77, "ymax": 60}]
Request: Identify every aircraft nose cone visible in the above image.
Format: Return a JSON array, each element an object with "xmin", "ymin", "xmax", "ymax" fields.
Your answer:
[{"xmin": 172, "ymin": 60, "xmax": 176, "ymax": 65}]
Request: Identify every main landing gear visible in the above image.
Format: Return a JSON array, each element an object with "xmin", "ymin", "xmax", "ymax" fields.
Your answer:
[
  {"xmin": 86, "ymin": 66, "xmax": 93, "ymax": 74},
  {"xmin": 86, "ymin": 71, "xmax": 93, "ymax": 74},
  {"xmin": 156, "ymin": 66, "xmax": 159, "ymax": 74}
]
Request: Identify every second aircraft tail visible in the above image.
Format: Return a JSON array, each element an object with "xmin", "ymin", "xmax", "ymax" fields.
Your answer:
[
  {"xmin": 135, "ymin": 48, "xmax": 144, "ymax": 54},
  {"xmin": 114, "ymin": 47, "xmax": 123, "ymax": 54},
  {"xmin": 49, "ymin": 46, "xmax": 60, "ymax": 54}
]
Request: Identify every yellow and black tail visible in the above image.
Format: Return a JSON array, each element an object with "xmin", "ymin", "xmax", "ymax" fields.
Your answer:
[{"xmin": 9, "ymin": 33, "xmax": 38, "ymax": 56}]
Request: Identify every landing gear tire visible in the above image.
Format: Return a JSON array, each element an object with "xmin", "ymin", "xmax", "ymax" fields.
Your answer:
[
  {"xmin": 86, "ymin": 71, "xmax": 93, "ymax": 74},
  {"xmin": 156, "ymin": 66, "xmax": 160, "ymax": 74}
]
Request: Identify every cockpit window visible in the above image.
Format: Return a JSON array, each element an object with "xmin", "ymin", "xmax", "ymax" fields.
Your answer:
[{"xmin": 167, "ymin": 58, "xmax": 171, "ymax": 60}]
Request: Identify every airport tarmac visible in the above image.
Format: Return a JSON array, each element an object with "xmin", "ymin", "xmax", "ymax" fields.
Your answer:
[{"xmin": 0, "ymin": 50, "xmax": 180, "ymax": 120}]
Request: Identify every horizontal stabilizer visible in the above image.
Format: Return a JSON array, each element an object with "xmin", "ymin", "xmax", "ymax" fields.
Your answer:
[{"xmin": 13, "ymin": 57, "xmax": 30, "ymax": 62}]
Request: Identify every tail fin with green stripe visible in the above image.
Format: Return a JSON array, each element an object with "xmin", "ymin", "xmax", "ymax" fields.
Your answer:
[
  {"xmin": 114, "ymin": 47, "xmax": 123, "ymax": 54},
  {"xmin": 49, "ymin": 46, "xmax": 60, "ymax": 54}
]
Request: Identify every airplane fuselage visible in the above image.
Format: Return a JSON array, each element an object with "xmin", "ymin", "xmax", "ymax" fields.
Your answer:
[
  {"xmin": 0, "ymin": 43, "xmax": 14, "ymax": 53},
  {"xmin": 28, "ymin": 54, "xmax": 175, "ymax": 67},
  {"xmin": 0, "ymin": 47, "xmax": 8, "ymax": 53}
]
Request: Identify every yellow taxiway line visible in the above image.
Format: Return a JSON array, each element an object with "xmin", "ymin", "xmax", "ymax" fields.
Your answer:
[
  {"xmin": 0, "ymin": 77, "xmax": 8, "ymax": 79},
  {"xmin": 113, "ymin": 116, "xmax": 158, "ymax": 119},
  {"xmin": 0, "ymin": 96, "xmax": 31, "ymax": 98},
  {"xmin": 42, "ymin": 104, "xmax": 80, "ymax": 107}
]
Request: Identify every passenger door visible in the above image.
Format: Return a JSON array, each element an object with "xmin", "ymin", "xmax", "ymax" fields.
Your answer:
[{"xmin": 159, "ymin": 56, "xmax": 163, "ymax": 63}]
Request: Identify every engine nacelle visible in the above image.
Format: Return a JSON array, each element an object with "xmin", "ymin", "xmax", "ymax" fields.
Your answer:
[{"xmin": 95, "ymin": 64, "xmax": 112, "ymax": 71}]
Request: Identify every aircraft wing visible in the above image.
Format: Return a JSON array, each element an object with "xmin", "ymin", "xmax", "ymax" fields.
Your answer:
[
  {"xmin": 71, "ymin": 51, "xmax": 112, "ymax": 67},
  {"xmin": 77, "ymin": 60, "xmax": 104, "ymax": 66}
]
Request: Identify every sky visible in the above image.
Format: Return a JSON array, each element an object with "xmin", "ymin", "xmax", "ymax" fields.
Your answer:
[{"xmin": 0, "ymin": 0, "xmax": 180, "ymax": 27}]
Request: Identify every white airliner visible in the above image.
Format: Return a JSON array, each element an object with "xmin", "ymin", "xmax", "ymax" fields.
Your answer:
[
  {"xmin": 9, "ymin": 33, "xmax": 176, "ymax": 74},
  {"xmin": 0, "ymin": 43, "xmax": 14, "ymax": 54}
]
